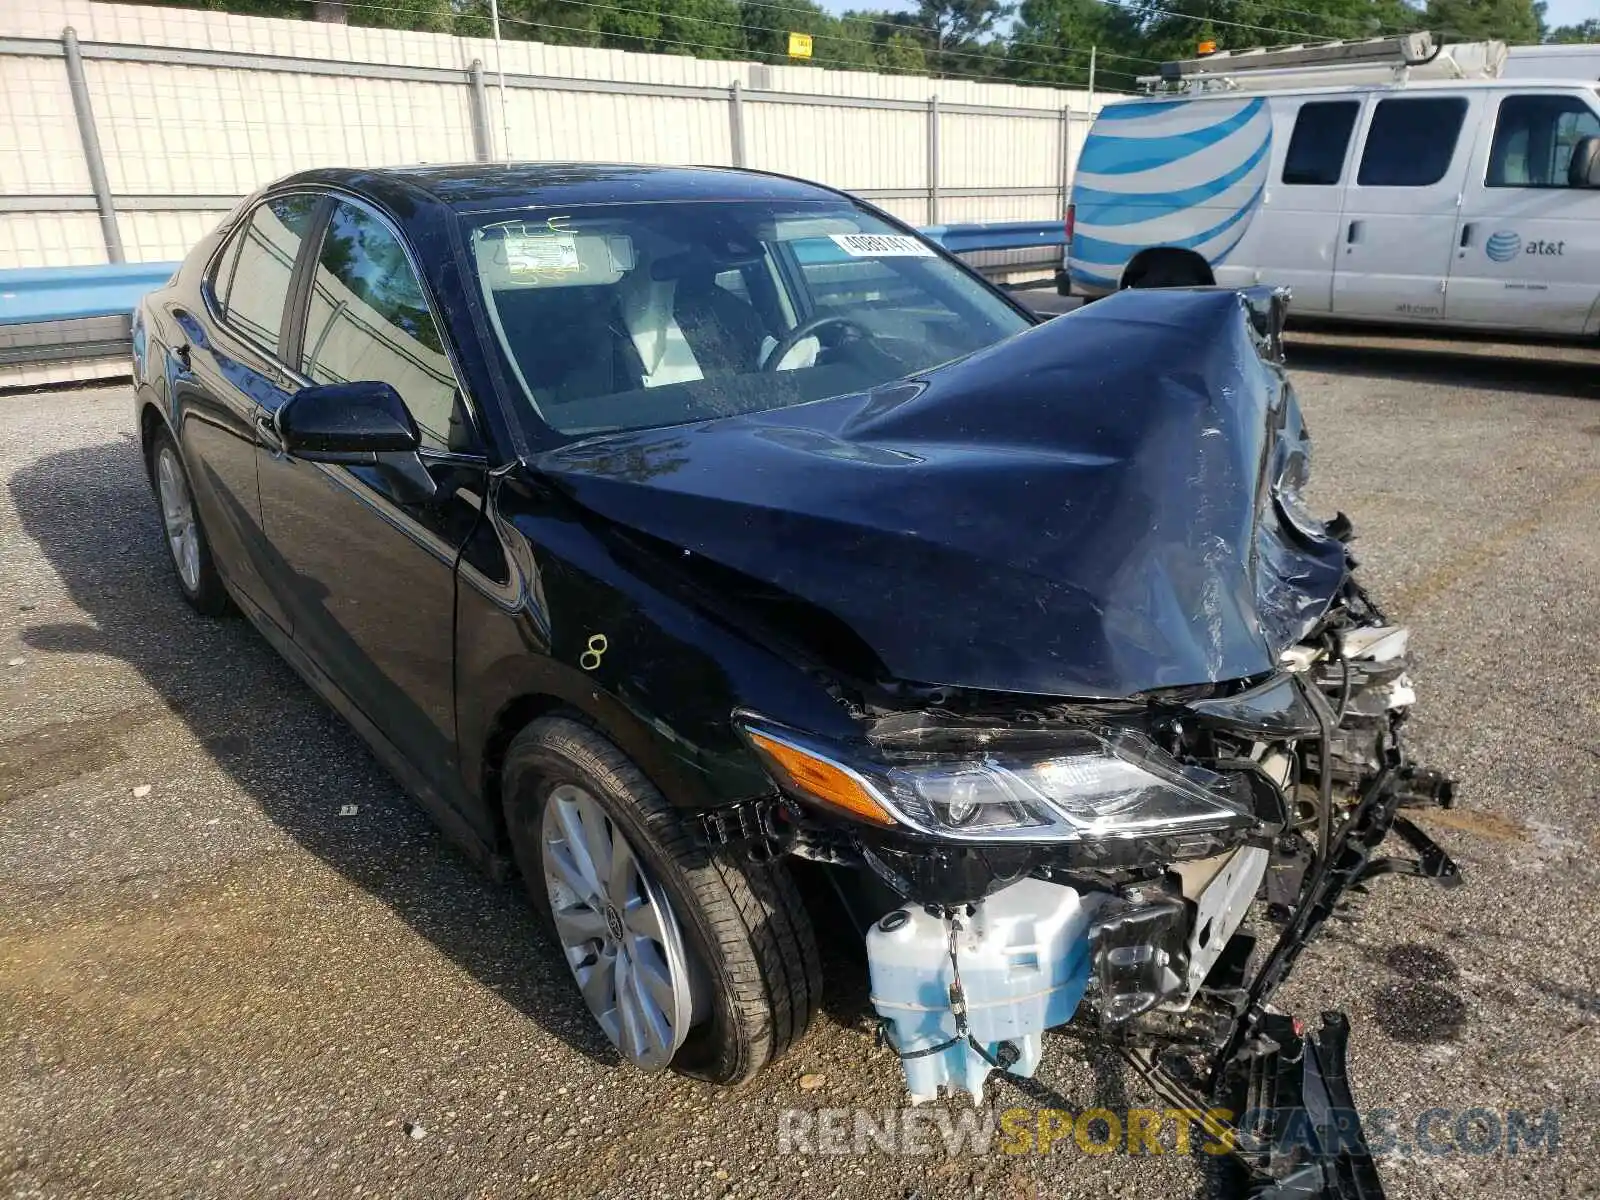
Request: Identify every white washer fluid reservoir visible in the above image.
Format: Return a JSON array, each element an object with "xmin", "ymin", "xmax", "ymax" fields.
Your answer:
[{"xmin": 866, "ymin": 877, "xmax": 1100, "ymax": 1104}]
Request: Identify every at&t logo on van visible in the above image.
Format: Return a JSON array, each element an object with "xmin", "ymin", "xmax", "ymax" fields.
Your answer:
[
  {"xmin": 1485, "ymin": 231, "xmax": 1522, "ymax": 262},
  {"xmin": 1486, "ymin": 231, "xmax": 1568, "ymax": 262}
]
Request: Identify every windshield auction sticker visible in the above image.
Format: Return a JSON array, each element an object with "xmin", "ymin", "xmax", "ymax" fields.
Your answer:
[
  {"xmin": 829, "ymin": 233, "xmax": 935, "ymax": 258},
  {"xmin": 505, "ymin": 231, "xmax": 582, "ymax": 276}
]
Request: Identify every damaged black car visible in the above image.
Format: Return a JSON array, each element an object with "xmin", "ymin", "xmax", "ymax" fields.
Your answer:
[{"xmin": 132, "ymin": 164, "xmax": 1462, "ymax": 1198}]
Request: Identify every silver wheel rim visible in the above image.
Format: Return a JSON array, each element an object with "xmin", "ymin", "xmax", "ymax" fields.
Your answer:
[
  {"xmin": 540, "ymin": 784, "xmax": 697, "ymax": 1072},
  {"xmin": 156, "ymin": 446, "xmax": 201, "ymax": 592}
]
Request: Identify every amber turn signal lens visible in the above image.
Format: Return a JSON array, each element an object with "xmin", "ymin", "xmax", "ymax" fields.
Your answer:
[{"xmin": 747, "ymin": 732, "xmax": 897, "ymax": 826}]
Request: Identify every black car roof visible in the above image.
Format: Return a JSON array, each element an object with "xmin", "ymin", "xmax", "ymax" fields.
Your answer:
[{"xmin": 278, "ymin": 163, "xmax": 849, "ymax": 216}]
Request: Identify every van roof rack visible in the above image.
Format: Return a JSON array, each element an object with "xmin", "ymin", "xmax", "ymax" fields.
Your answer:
[{"xmin": 1137, "ymin": 33, "xmax": 1509, "ymax": 93}]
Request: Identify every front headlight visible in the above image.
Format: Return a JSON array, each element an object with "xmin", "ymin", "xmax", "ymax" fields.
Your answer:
[{"xmin": 739, "ymin": 719, "xmax": 1251, "ymax": 843}]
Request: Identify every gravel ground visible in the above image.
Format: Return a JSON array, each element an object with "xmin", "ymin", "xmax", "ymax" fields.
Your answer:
[{"xmin": 2, "ymin": 326, "xmax": 1598, "ymax": 1200}]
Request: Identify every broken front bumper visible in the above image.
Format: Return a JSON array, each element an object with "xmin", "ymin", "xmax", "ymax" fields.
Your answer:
[{"xmin": 855, "ymin": 752, "xmax": 1461, "ymax": 1197}]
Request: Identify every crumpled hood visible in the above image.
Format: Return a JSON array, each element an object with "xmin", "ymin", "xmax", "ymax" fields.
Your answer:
[{"xmin": 535, "ymin": 286, "xmax": 1350, "ymax": 699}]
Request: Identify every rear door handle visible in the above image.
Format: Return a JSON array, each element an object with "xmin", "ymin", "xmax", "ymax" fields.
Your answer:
[
  {"xmin": 1459, "ymin": 222, "xmax": 1477, "ymax": 248},
  {"xmin": 1345, "ymin": 220, "xmax": 1364, "ymax": 246}
]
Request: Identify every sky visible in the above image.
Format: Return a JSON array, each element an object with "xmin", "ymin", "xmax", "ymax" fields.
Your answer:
[
  {"xmin": 812, "ymin": 0, "xmax": 1599, "ymax": 34},
  {"xmin": 1543, "ymin": 0, "xmax": 1595, "ymax": 26}
]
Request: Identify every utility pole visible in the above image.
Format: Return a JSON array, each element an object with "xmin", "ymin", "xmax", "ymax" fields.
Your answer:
[
  {"xmin": 490, "ymin": 0, "xmax": 511, "ymax": 160},
  {"xmin": 1088, "ymin": 45, "xmax": 1096, "ymax": 106}
]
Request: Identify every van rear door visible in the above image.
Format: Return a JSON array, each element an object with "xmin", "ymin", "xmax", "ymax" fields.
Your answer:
[
  {"xmin": 1332, "ymin": 92, "xmax": 1482, "ymax": 322},
  {"xmin": 1446, "ymin": 88, "xmax": 1600, "ymax": 334}
]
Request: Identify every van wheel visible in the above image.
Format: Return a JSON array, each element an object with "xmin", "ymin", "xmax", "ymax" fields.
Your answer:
[
  {"xmin": 1123, "ymin": 252, "xmax": 1213, "ymax": 290},
  {"xmin": 503, "ymin": 716, "xmax": 822, "ymax": 1084}
]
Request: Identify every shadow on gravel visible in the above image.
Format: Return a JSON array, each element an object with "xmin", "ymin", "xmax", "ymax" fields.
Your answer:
[
  {"xmin": 10, "ymin": 436, "xmax": 625, "ymax": 1071},
  {"xmin": 1284, "ymin": 339, "xmax": 1600, "ymax": 401}
]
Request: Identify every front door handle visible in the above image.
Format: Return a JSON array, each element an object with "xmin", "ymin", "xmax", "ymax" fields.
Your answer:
[
  {"xmin": 254, "ymin": 411, "xmax": 283, "ymax": 452},
  {"xmin": 1459, "ymin": 222, "xmax": 1477, "ymax": 249},
  {"xmin": 173, "ymin": 342, "xmax": 192, "ymax": 371},
  {"xmin": 1345, "ymin": 219, "xmax": 1364, "ymax": 246}
]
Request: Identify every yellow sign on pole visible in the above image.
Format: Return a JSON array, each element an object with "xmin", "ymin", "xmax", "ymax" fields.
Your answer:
[{"xmin": 787, "ymin": 32, "xmax": 813, "ymax": 59}]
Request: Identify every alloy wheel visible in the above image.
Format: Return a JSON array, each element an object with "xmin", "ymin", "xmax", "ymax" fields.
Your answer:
[
  {"xmin": 540, "ymin": 783, "xmax": 698, "ymax": 1071},
  {"xmin": 156, "ymin": 445, "xmax": 201, "ymax": 593}
]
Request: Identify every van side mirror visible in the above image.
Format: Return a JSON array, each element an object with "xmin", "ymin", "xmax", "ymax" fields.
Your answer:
[
  {"xmin": 1570, "ymin": 136, "xmax": 1600, "ymax": 188},
  {"xmin": 277, "ymin": 381, "xmax": 420, "ymax": 460}
]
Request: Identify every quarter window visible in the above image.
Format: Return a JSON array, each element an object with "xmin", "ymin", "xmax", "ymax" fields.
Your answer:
[
  {"xmin": 1282, "ymin": 101, "xmax": 1360, "ymax": 186},
  {"xmin": 1357, "ymin": 97, "xmax": 1469, "ymax": 187},
  {"xmin": 222, "ymin": 195, "xmax": 319, "ymax": 355},
  {"xmin": 1488, "ymin": 94, "xmax": 1600, "ymax": 187},
  {"xmin": 301, "ymin": 202, "xmax": 461, "ymax": 452}
]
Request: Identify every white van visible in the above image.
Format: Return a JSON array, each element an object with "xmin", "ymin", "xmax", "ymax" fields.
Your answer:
[{"xmin": 1061, "ymin": 35, "xmax": 1600, "ymax": 337}]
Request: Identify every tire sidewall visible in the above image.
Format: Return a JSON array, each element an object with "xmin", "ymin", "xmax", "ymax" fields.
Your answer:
[{"xmin": 503, "ymin": 722, "xmax": 754, "ymax": 1083}]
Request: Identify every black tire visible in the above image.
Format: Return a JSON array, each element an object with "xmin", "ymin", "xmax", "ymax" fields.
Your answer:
[
  {"xmin": 146, "ymin": 426, "xmax": 230, "ymax": 616},
  {"xmin": 1125, "ymin": 258, "xmax": 1210, "ymax": 289},
  {"xmin": 503, "ymin": 715, "xmax": 821, "ymax": 1084}
]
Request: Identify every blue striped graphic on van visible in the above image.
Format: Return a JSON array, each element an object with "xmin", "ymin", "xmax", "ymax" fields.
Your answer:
[
  {"xmin": 1076, "ymin": 99, "xmax": 1264, "ymax": 176},
  {"xmin": 1071, "ymin": 184, "xmax": 1264, "ymax": 265},
  {"xmin": 1069, "ymin": 97, "xmax": 1272, "ymax": 290}
]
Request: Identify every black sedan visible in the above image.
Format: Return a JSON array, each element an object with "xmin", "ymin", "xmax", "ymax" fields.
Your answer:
[{"xmin": 134, "ymin": 163, "xmax": 1457, "ymax": 1194}]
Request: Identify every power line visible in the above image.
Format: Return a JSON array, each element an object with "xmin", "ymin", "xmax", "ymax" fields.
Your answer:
[
  {"xmin": 1093, "ymin": 0, "xmax": 1345, "ymax": 44},
  {"xmin": 342, "ymin": 0, "xmax": 1144, "ymax": 91},
  {"xmin": 464, "ymin": 0, "xmax": 1155, "ymax": 73},
  {"xmin": 458, "ymin": 0, "xmax": 1159, "ymax": 73}
]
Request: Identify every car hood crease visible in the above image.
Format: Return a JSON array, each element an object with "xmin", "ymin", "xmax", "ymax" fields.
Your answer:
[{"xmin": 535, "ymin": 286, "xmax": 1349, "ymax": 699}]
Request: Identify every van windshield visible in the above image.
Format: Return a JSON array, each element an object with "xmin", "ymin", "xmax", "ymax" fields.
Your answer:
[{"xmin": 465, "ymin": 200, "xmax": 1030, "ymax": 437}]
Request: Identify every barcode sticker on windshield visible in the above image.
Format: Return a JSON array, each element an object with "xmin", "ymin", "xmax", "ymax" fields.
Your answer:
[
  {"xmin": 505, "ymin": 232, "xmax": 581, "ymax": 275},
  {"xmin": 828, "ymin": 233, "xmax": 935, "ymax": 258}
]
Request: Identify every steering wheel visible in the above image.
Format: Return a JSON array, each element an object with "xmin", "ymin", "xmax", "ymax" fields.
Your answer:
[{"xmin": 762, "ymin": 314, "xmax": 872, "ymax": 372}]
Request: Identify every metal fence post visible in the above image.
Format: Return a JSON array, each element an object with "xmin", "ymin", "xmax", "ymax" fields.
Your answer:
[
  {"xmin": 468, "ymin": 59, "xmax": 492, "ymax": 162},
  {"xmin": 926, "ymin": 94, "xmax": 940, "ymax": 226},
  {"xmin": 1058, "ymin": 103, "xmax": 1072, "ymax": 217},
  {"xmin": 61, "ymin": 27, "xmax": 123, "ymax": 264},
  {"xmin": 728, "ymin": 80, "xmax": 746, "ymax": 168}
]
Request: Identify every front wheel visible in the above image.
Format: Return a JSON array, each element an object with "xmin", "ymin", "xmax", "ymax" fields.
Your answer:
[{"xmin": 504, "ymin": 716, "xmax": 821, "ymax": 1083}]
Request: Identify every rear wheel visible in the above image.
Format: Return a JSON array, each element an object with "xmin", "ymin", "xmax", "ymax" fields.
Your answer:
[
  {"xmin": 1123, "ymin": 252, "xmax": 1213, "ymax": 290},
  {"xmin": 503, "ymin": 716, "xmax": 821, "ymax": 1083},
  {"xmin": 148, "ymin": 427, "xmax": 229, "ymax": 616}
]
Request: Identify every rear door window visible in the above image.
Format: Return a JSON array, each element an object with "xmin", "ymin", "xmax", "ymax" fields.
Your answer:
[
  {"xmin": 1357, "ymin": 97, "xmax": 1470, "ymax": 187},
  {"xmin": 1282, "ymin": 101, "xmax": 1360, "ymax": 185},
  {"xmin": 1487, "ymin": 94, "xmax": 1600, "ymax": 186},
  {"xmin": 221, "ymin": 194, "xmax": 319, "ymax": 356},
  {"xmin": 300, "ymin": 200, "xmax": 462, "ymax": 452}
]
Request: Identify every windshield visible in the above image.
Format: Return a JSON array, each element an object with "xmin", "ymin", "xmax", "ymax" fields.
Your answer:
[{"xmin": 465, "ymin": 199, "xmax": 1031, "ymax": 437}]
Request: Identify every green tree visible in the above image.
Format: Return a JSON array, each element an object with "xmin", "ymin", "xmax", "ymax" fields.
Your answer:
[
  {"xmin": 742, "ymin": 0, "xmax": 877, "ymax": 69},
  {"xmin": 1546, "ymin": 17, "xmax": 1599, "ymax": 42},
  {"xmin": 1008, "ymin": 0, "xmax": 1145, "ymax": 89},
  {"xmin": 1425, "ymin": 0, "xmax": 1541, "ymax": 43},
  {"xmin": 918, "ymin": 0, "xmax": 1011, "ymax": 76},
  {"xmin": 875, "ymin": 29, "xmax": 929, "ymax": 72}
]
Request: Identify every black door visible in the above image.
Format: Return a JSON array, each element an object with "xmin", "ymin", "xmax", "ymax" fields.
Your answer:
[
  {"xmin": 174, "ymin": 193, "xmax": 321, "ymax": 635},
  {"xmin": 254, "ymin": 196, "xmax": 487, "ymax": 801}
]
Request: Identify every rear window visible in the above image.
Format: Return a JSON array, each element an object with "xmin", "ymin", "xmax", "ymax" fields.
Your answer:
[
  {"xmin": 220, "ymin": 195, "xmax": 319, "ymax": 356},
  {"xmin": 1282, "ymin": 101, "xmax": 1359, "ymax": 186},
  {"xmin": 1357, "ymin": 97, "xmax": 1469, "ymax": 187}
]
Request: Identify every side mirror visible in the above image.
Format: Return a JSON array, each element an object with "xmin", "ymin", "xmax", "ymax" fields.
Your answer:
[
  {"xmin": 277, "ymin": 381, "xmax": 420, "ymax": 460},
  {"xmin": 1570, "ymin": 135, "xmax": 1600, "ymax": 189}
]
